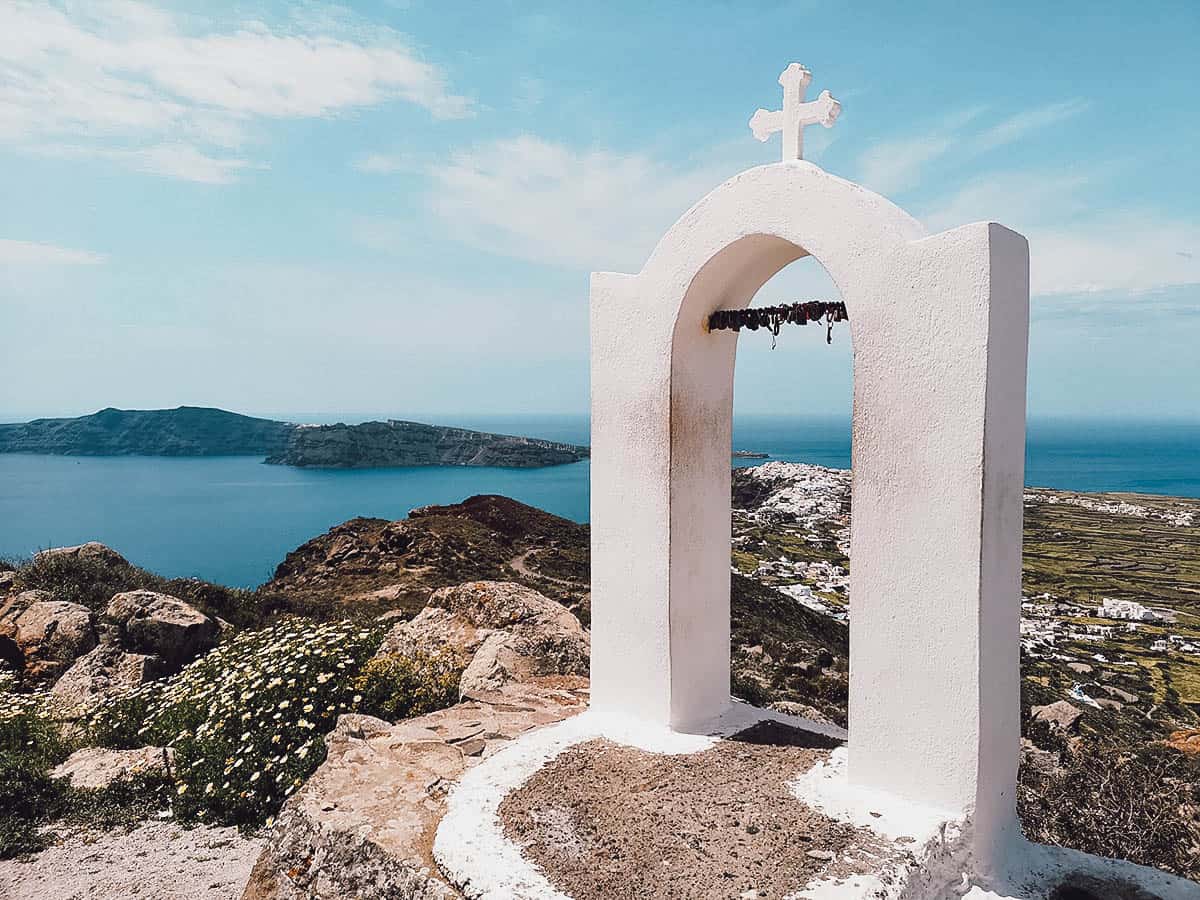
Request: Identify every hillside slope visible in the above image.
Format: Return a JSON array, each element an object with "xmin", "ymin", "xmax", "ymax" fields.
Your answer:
[{"xmin": 0, "ymin": 407, "xmax": 292, "ymax": 457}]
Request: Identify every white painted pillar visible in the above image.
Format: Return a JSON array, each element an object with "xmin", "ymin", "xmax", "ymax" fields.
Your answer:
[{"xmin": 847, "ymin": 222, "xmax": 1028, "ymax": 853}]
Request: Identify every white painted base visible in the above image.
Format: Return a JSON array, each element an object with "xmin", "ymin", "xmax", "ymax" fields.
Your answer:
[
  {"xmin": 434, "ymin": 705, "xmax": 1200, "ymax": 900},
  {"xmin": 791, "ymin": 748, "xmax": 1200, "ymax": 900}
]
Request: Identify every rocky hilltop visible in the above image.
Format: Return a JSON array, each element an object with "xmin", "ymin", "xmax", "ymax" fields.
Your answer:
[
  {"xmin": 265, "ymin": 420, "xmax": 588, "ymax": 469},
  {"xmin": 264, "ymin": 494, "xmax": 592, "ymax": 618},
  {"xmin": 0, "ymin": 406, "xmax": 293, "ymax": 457}
]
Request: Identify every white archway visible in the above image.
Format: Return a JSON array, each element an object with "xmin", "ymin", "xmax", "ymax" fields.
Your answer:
[{"xmin": 589, "ymin": 160, "xmax": 1030, "ymax": 852}]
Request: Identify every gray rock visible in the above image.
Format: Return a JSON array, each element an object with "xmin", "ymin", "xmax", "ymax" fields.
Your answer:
[
  {"xmin": 10, "ymin": 595, "xmax": 98, "ymax": 682},
  {"xmin": 1101, "ymin": 685, "xmax": 1139, "ymax": 704},
  {"xmin": 1031, "ymin": 700, "xmax": 1083, "ymax": 731},
  {"xmin": 0, "ymin": 570, "xmax": 16, "ymax": 595},
  {"xmin": 1020, "ymin": 738, "xmax": 1061, "ymax": 777},
  {"xmin": 379, "ymin": 581, "xmax": 589, "ymax": 699},
  {"xmin": 34, "ymin": 542, "xmax": 129, "ymax": 568},
  {"xmin": 107, "ymin": 590, "xmax": 218, "ymax": 670},
  {"xmin": 51, "ymin": 745, "xmax": 174, "ymax": 790},
  {"xmin": 50, "ymin": 640, "xmax": 167, "ymax": 715}
]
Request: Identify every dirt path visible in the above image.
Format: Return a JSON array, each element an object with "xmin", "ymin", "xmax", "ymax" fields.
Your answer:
[
  {"xmin": 0, "ymin": 821, "xmax": 263, "ymax": 900},
  {"xmin": 508, "ymin": 550, "xmax": 577, "ymax": 586},
  {"xmin": 500, "ymin": 721, "xmax": 889, "ymax": 900}
]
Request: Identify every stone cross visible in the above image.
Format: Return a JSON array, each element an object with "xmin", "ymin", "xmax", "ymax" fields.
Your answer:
[{"xmin": 749, "ymin": 63, "xmax": 841, "ymax": 161}]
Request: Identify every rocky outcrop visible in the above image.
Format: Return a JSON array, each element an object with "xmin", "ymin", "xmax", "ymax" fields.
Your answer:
[
  {"xmin": 33, "ymin": 541, "xmax": 130, "ymax": 568},
  {"xmin": 264, "ymin": 495, "xmax": 590, "ymax": 618},
  {"xmin": 381, "ymin": 581, "xmax": 589, "ymax": 697},
  {"xmin": 51, "ymin": 745, "xmax": 174, "ymax": 790},
  {"xmin": 265, "ymin": 420, "xmax": 588, "ymax": 469},
  {"xmin": 107, "ymin": 590, "xmax": 218, "ymax": 670},
  {"xmin": 50, "ymin": 639, "xmax": 167, "ymax": 714},
  {"xmin": 243, "ymin": 582, "xmax": 590, "ymax": 900},
  {"xmin": 1031, "ymin": 700, "xmax": 1083, "ymax": 732},
  {"xmin": 1, "ymin": 592, "xmax": 98, "ymax": 682}
]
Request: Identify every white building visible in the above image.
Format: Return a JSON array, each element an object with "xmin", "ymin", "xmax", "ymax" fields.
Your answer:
[{"xmin": 1096, "ymin": 597, "xmax": 1160, "ymax": 622}]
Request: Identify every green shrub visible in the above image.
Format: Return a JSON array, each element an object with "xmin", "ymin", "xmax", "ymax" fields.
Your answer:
[
  {"xmin": 353, "ymin": 649, "xmax": 462, "ymax": 723},
  {"xmin": 0, "ymin": 694, "xmax": 69, "ymax": 858},
  {"xmin": 60, "ymin": 771, "xmax": 174, "ymax": 832},
  {"xmin": 11, "ymin": 552, "xmax": 265, "ymax": 627},
  {"xmin": 135, "ymin": 618, "xmax": 384, "ymax": 828},
  {"xmin": 86, "ymin": 688, "xmax": 164, "ymax": 750}
]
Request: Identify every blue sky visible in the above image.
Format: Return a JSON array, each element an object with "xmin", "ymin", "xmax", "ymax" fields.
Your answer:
[{"xmin": 1, "ymin": 0, "xmax": 1197, "ymax": 422}]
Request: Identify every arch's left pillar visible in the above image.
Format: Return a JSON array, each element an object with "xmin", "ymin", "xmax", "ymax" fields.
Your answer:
[{"xmin": 589, "ymin": 270, "xmax": 687, "ymax": 727}]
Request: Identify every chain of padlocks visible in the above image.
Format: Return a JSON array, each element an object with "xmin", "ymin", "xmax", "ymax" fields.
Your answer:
[{"xmin": 707, "ymin": 301, "xmax": 848, "ymax": 346}]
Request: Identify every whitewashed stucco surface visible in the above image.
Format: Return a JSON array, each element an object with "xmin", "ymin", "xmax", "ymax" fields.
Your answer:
[{"xmin": 589, "ymin": 159, "xmax": 1029, "ymax": 866}]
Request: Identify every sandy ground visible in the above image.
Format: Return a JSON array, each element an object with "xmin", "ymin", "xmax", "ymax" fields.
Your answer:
[
  {"xmin": 500, "ymin": 720, "xmax": 888, "ymax": 900},
  {"xmin": 0, "ymin": 821, "xmax": 264, "ymax": 900}
]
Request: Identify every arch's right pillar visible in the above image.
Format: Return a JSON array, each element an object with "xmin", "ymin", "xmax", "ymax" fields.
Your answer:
[{"xmin": 847, "ymin": 222, "xmax": 1029, "ymax": 858}]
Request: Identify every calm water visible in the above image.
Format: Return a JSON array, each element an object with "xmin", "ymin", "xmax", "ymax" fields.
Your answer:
[{"xmin": 1, "ymin": 415, "xmax": 1197, "ymax": 588}]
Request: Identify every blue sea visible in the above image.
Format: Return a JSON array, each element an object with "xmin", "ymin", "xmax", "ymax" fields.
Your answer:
[{"xmin": 1, "ymin": 415, "xmax": 1197, "ymax": 589}]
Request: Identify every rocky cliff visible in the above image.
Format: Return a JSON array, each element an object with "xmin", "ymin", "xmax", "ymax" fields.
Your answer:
[
  {"xmin": 0, "ymin": 406, "xmax": 293, "ymax": 457},
  {"xmin": 264, "ymin": 420, "xmax": 588, "ymax": 469}
]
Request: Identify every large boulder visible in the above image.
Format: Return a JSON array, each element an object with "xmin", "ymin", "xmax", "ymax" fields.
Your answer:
[
  {"xmin": 51, "ymin": 745, "xmax": 174, "ymax": 791},
  {"xmin": 6, "ymin": 593, "xmax": 98, "ymax": 682},
  {"xmin": 50, "ymin": 639, "xmax": 167, "ymax": 715},
  {"xmin": 379, "ymin": 581, "xmax": 589, "ymax": 698},
  {"xmin": 0, "ymin": 589, "xmax": 45, "ymax": 639},
  {"xmin": 1031, "ymin": 700, "xmax": 1083, "ymax": 732},
  {"xmin": 107, "ymin": 590, "xmax": 218, "ymax": 670},
  {"xmin": 34, "ymin": 541, "xmax": 130, "ymax": 568},
  {"xmin": 242, "ymin": 685, "xmax": 587, "ymax": 900}
]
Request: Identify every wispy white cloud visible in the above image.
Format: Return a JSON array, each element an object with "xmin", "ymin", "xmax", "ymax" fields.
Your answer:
[
  {"xmin": 855, "ymin": 107, "xmax": 984, "ymax": 194},
  {"xmin": 0, "ymin": 1, "xmax": 471, "ymax": 183},
  {"xmin": 41, "ymin": 141, "xmax": 259, "ymax": 185},
  {"xmin": 352, "ymin": 152, "xmax": 416, "ymax": 175},
  {"xmin": 856, "ymin": 100, "xmax": 1087, "ymax": 195},
  {"xmin": 920, "ymin": 168, "xmax": 1098, "ymax": 233},
  {"xmin": 922, "ymin": 169, "xmax": 1200, "ymax": 297},
  {"xmin": 422, "ymin": 135, "xmax": 738, "ymax": 271},
  {"xmin": 1031, "ymin": 216, "xmax": 1200, "ymax": 296},
  {"xmin": 0, "ymin": 239, "xmax": 106, "ymax": 265},
  {"xmin": 971, "ymin": 99, "xmax": 1089, "ymax": 155},
  {"xmin": 857, "ymin": 133, "xmax": 957, "ymax": 196}
]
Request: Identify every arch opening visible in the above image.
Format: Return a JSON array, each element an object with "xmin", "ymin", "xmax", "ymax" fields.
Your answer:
[{"xmin": 667, "ymin": 241, "xmax": 852, "ymax": 730}]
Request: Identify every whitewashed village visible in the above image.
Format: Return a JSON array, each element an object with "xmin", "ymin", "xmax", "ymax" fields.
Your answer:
[{"xmin": 2, "ymin": 42, "xmax": 1199, "ymax": 900}]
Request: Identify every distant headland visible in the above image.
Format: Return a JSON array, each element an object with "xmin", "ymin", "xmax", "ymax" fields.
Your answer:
[{"xmin": 0, "ymin": 406, "xmax": 590, "ymax": 470}]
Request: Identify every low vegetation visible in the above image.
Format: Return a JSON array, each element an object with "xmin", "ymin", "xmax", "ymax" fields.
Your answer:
[
  {"xmin": 0, "ymin": 615, "xmax": 468, "ymax": 850},
  {"xmin": 352, "ymin": 649, "xmax": 461, "ymax": 724},
  {"xmin": 85, "ymin": 619, "xmax": 386, "ymax": 827},
  {"xmin": 1019, "ymin": 716, "xmax": 1200, "ymax": 877},
  {"xmin": 0, "ymin": 693, "xmax": 68, "ymax": 857}
]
